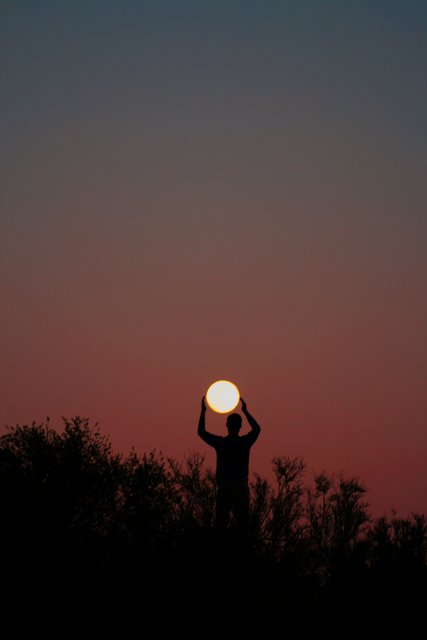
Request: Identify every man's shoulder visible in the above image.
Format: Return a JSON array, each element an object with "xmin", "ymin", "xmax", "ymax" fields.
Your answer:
[
  {"xmin": 240, "ymin": 431, "xmax": 260, "ymax": 445},
  {"xmin": 199, "ymin": 431, "xmax": 224, "ymax": 447},
  {"xmin": 208, "ymin": 433, "xmax": 224, "ymax": 444}
]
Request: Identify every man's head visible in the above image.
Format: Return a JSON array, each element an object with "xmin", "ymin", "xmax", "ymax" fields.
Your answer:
[{"xmin": 226, "ymin": 412, "xmax": 242, "ymax": 435}]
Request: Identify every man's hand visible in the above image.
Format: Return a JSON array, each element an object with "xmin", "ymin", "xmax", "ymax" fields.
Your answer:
[
  {"xmin": 241, "ymin": 397, "xmax": 248, "ymax": 414},
  {"xmin": 201, "ymin": 395, "xmax": 207, "ymax": 413}
]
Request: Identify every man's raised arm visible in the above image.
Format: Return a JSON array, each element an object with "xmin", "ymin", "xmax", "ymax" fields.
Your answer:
[
  {"xmin": 241, "ymin": 398, "xmax": 261, "ymax": 440},
  {"xmin": 198, "ymin": 396, "xmax": 208, "ymax": 439},
  {"xmin": 197, "ymin": 396, "xmax": 219, "ymax": 447}
]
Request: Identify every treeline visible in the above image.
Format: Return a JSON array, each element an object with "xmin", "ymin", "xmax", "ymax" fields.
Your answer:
[{"xmin": 0, "ymin": 417, "xmax": 425, "ymax": 631}]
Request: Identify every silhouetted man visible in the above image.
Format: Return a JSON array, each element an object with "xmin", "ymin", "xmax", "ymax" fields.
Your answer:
[{"xmin": 198, "ymin": 396, "xmax": 261, "ymax": 535}]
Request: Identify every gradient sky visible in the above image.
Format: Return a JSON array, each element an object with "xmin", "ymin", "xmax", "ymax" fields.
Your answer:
[{"xmin": 1, "ymin": 1, "xmax": 426, "ymax": 516}]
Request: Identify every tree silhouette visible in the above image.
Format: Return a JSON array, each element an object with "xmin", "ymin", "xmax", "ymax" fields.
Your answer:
[
  {"xmin": 168, "ymin": 451, "xmax": 216, "ymax": 530},
  {"xmin": 307, "ymin": 472, "xmax": 369, "ymax": 590},
  {"xmin": 0, "ymin": 416, "xmax": 425, "ymax": 629}
]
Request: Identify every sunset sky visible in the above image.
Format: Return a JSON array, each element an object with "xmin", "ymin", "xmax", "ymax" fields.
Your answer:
[{"xmin": 1, "ymin": 1, "xmax": 426, "ymax": 516}]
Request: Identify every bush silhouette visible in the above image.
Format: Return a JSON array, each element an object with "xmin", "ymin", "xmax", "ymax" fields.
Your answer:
[{"xmin": 0, "ymin": 416, "xmax": 425, "ymax": 628}]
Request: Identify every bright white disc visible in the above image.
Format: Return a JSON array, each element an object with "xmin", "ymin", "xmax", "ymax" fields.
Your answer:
[{"xmin": 206, "ymin": 380, "xmax": 240, "ymax": 414}]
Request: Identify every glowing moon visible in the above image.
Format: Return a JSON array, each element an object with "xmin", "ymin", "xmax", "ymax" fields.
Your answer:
[{"xmin": 206, "ymin": 380, "xmax": 240, "ymax": 414}]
